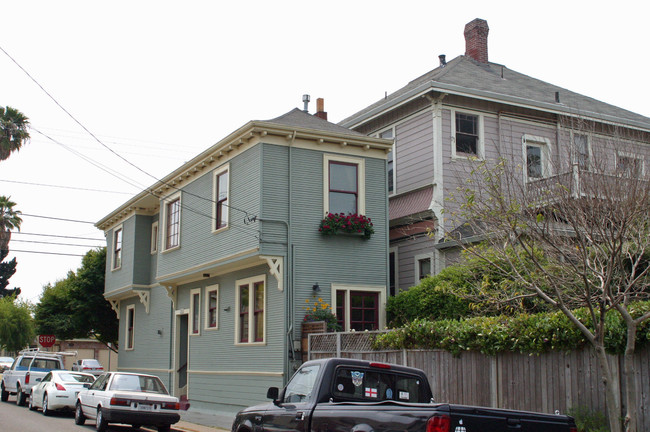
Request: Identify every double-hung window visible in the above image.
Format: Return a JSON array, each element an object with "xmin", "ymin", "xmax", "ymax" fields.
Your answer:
[
  {"xmin": 125, "ymin": 305, "xmax": 135, "ymax": 350},
  {"xmin": 323, "ymin": 154, "xmax": 365, "ymax": 215},
  {"xmin": 573, "ymin": 133, "xmax": 590, "ymax": 170},
  {"xmin": 453, "ymin": 111, "xmax": 483, "ymax": 158},
  {"xmin": 523, "ymin": 135, "xmax": 552, "ymax": 181},
  {"xmin": 213, "ymin": 164, "xmax": 229, "ymax": 232},
  {"xmin": 112, "ymin": 225, "xmax": 123, "ymax": 270},
  {"xmin": 190, "ymin": 288, "xmax": 201, "ymax": 335},
  {"xmin": 163, "ymin": 193, "xmax": 181, "ymax": 251},
  {"xmin": 235, "ymin": 276, "xmax": 266, "ymax": 344},
  {"xmin": 205, "ymin": 285, "xmax": 219, "ymax": 330},
  {"xmin": 415, "ymin": 253, "xmax": 433, "ymax": 281},
  {"xmin": 150, "ymin": 221, "xmax": 159, "ymax": 254}
]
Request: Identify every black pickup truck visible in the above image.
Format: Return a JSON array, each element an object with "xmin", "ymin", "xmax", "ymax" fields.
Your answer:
[{"xmin": 232, "ymin": 358, "xmax": 576, "ymax": 432}]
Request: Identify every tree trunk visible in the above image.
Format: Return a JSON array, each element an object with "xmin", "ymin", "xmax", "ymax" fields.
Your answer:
[
  {"xmin": 623, "ymin": 325, "xmax": 638, "ymax": 432},
  {"xmin": 594, "ymin": 345, "xmax": 623, "ymax": 432},
  {"xmin": 0, "ymin": 230, "xmax": 10, "ymax": 251}
]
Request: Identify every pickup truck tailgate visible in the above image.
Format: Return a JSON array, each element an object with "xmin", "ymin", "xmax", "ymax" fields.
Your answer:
[{"xmin": 448, "ymin": 404, "xmax": 575, "ymax": 432}]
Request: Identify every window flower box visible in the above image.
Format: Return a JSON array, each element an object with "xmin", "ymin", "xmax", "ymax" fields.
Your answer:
[{"xmin": 318, "ymin": 213, "xmax": 374, "ymax": 240}]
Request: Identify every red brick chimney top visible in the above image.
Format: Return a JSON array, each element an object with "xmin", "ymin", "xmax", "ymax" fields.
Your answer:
[
  {"xmin": 464, "ymin": 18, "xmax": 489, "ymax": 63},
  {"xmin": 315, "ymin": 98, "xmax": 327, "ymax": 121}
]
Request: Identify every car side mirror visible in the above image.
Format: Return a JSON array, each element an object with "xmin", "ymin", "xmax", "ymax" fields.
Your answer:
[{"xmin": 267, "ymin": 387, "xmax": 280, "ymax": 405}]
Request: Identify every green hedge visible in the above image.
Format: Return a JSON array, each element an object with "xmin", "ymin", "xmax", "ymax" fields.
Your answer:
[{"xmin": 373, "ymin": 302, "xmax": 650, "ymax": 356}]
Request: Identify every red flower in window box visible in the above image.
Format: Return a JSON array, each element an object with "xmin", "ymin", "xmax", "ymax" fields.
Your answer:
[{"xmin": 318, "ymin": 213, "xmax": 374, "ymax": 239}]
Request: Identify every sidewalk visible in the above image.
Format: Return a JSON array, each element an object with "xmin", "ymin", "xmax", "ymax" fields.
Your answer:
[{"xmin": 172, "ymin": 407, "xmax": 234, "ymax": 432}]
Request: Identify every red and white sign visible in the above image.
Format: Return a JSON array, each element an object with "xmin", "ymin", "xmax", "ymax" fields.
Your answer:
[
  {"xmin": 38, "ymin": 334, "xmax": 56, "ymax": 347},
  {"xmin": 365, "ymin": 387, "xmax": 378, "ymax": 398}
]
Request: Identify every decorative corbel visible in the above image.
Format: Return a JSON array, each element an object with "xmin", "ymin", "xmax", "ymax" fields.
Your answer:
[
  {"xmin": 109, "ymin": 300, "xmax": 120, "ymax": 315},
  {"xmin": 134, "ymin": 289, "xmax": 150, "ymax": 314},
  {"xmin": 164, "ymin": 285, "xmax": 177, "ymax": 307},
  {"xmin": 262, "ymin": 256, "xmax": 283, "ymax": 291}
]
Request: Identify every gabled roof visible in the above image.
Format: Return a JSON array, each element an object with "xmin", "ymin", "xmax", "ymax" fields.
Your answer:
[{"xmin": 339, "ymin": 55, "xmax": 650, "ymax": 132}]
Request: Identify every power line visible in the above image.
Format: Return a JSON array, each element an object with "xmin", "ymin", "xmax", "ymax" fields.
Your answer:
[
  {"xmin": 11, "ymin": 239, "xmax": 104, "ymax": 248},
  {"xmin": 13, "ymin": 232, "xmax": 104, "ymax": 241},
  {"xmin": 9, "ymin": 249, "xmax": 86, "ymax": 257},
  {"xmin": 22, "ymin": 213, "xmax": 95, "ymax": 224},
  {"xmin": 0, "ymin": 178, "xmax": 133, "ymax": 195}
]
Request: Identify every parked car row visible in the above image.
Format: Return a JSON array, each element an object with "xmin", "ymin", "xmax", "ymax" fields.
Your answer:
[{"xmin": 1, "ymin": 349, "xmax": 180, "ymax": 431}]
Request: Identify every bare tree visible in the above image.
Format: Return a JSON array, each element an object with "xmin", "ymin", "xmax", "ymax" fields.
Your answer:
[{"xmin": 443, "ymin": 118, "xmax": 650, "ymax": 432}]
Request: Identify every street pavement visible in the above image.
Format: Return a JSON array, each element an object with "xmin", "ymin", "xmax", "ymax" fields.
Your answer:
[{"xmin": 174, "ymin": 407, "xmax": 234, "ymax": 432}]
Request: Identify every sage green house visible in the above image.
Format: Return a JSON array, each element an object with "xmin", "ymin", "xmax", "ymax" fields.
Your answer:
[{"xmin": 96, "ymin": 108, "xmax": 391, "ymax": 413}]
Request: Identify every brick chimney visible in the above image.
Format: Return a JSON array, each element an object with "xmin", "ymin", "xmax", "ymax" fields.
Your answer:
[
  {"xmin": 314, "ymin": 98, "xmax": 327, "ymax": 121},
  {"xmin": 464, "ymin": 18, "xmax": 489, "ymax": 63}
]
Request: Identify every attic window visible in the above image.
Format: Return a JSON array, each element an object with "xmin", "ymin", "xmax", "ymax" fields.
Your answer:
[{"xmin": 452, "ymin": 110, "xmax": 484, "ymax": 159}]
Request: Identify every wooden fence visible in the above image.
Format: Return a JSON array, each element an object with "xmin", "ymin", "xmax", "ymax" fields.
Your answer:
[{"xmin": 308, "ymin": 332, "xmax": 650, "ymax": 430}]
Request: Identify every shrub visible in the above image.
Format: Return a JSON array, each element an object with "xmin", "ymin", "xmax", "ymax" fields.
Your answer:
[{"xmin": 567, "ymin": 406, "xmax": 610, "ymax": 432}]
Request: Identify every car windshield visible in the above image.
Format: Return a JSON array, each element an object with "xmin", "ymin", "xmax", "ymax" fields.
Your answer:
[
  {"xmin": 109, "ymin": 374, "xmax": 168, "ymax": 394},
  {"xmin": 82, "ymin": 359, "xmax": 101, "ymax": 367},
  {"xmin": 59, "ymin": 373, "xmax": 95, "ymax": 384}
]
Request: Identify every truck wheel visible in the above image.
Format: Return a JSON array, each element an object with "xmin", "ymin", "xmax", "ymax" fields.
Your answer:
[
  {"xmin": 96, "ymin": 407, "xmax": 108, "ymax": 432},
  {"xmin": 157, "ymin": 425, "xmax": 171, "ymax": 432},
  {"xmin": 74, "ymin": 402, "xmax": 86, "ymax": 425},
  {"xmin": 0, "ymin": 384, "xmax": 8, "ymax": 402},
  {"xmin": 16, "ymin": 385, "xmax": 26, "ymax": 406}
]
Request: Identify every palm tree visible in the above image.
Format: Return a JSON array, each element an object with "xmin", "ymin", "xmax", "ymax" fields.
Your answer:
[
  {"xmin": 0, "ymin": 196, "xmax": 22, "ymax": 252},
  {"xmin": 0, "ymin": 106, "xmax": 30, "ymax": 161}
]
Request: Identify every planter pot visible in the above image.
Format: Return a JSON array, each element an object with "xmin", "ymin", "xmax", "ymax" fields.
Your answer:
[{"xmin": 302, "ymin": 321, "xmax": 327, "ymax": 362}]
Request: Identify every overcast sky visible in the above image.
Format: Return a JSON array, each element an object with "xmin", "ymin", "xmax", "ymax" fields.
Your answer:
[{"xmin": 2, "ymin": 0, "xmax": 649, "ymax": 304}]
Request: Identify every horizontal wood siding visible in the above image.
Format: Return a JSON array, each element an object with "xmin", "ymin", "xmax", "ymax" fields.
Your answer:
[
  {"xmin": 105, "ymin": 216, "xmax": 136, "ymax": 294},
  {"xmin": 117, "ymin": 290, "xmax": 174, "ymax": 388},
  {"xmin": 259, "ymin": 143, "xmax": 289, "ymax": 257},
  {"xmin": 391, "ymin": 234, "xmax": 437, "ymax": 291},
  {"xmin": 188, "ymin": 373, "xmax": 282, "ymax": 413},
  {"xmin": 289, "ymin": 148, "xmax": 388, "ymax": 331},
  {"xmin": 395, "ymin": 112, "xmax": 434, "ymax": 193},
  {"xmin": 156, "ymin": 145, "xmax": 261, "ymax": 278},
  {"xmin": 133, "ymin": 215, "xmax": 153, "ymax": 285}
]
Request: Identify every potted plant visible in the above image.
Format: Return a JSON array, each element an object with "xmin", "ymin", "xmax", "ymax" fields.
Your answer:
[
  {"xmin": 303, "ymin": 298, "xmax": 342, "ymax": 332},
  {"xmin": 318, "ymin": 213, "xmax": 374, "ymax": 239}
]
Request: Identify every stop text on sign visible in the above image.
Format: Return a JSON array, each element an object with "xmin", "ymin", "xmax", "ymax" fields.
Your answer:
[{"xmin": 38, "ymin": 334, "xmax": 56, "ymax": 347}]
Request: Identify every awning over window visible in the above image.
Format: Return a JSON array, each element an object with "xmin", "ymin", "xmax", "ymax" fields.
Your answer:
[{"xmin": 389, "ymin": 186, "xmax": 433, "ymax": 221}]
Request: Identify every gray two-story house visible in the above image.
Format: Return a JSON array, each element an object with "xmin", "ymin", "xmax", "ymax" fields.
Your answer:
[
  {"xmin": 96, "ymin": 108, "xmax": 390, "ymax": 413},
  {"xmin": 339, "ymin": 18, "xmax": 650, "ymax": 293}
]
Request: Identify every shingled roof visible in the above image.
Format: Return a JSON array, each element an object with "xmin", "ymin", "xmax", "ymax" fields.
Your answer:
[
  {"xmin": 265, "ymin": 108, "xmax": 366, "ymax": 137},
  {"xmin": 339, "ymin": 55, "xmax": 650, "ymax": 132}
]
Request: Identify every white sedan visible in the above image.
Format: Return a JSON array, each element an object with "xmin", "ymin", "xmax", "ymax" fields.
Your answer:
[
  {"xmin": 75, "ymin": 372, "xmax": 180, "ymax": 432},
  {"xmin": 28, "ymin": 370, "xmax": 95, "ymax": 415}
]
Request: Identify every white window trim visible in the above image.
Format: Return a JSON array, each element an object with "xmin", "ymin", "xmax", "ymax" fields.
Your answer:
[
  {"xmin": 204, "ymin": 284, "xmax": 219, "ymax": 331},
  {"xmin": 323, "ymin": 153, "xmax": 366, "ymax": 215},
  {"xmin": 331, "ymin": 284, "xmax": 386, "ymax": 331},
  {"xmin": 522, "ymin": 134, "xmax": 553, "ymax": 182},
  {"xmin": 234, "ymin": 275, "xmax": 267, "ymax": 346},
  {"xmin": 414, "ymin": 252, "xmax": 434, "ymax": 281},
  {"xmin": 377, "ymin": 127, "xmax": 396, "ymax": 196},
  {"xmin": 190, "ymin": 288, "xmax": 201, "ymax": 336},
  {"xmin": 111, "ymin": 224, "xmax": 123, "ymax": 271},
  {"xmin": 212, "ymin": 163, "xmax": 230, "ymax": 234},
  {"xmin": 451, "ymin": 108, "xmax": 484, "ymax": 160},
  {"xmin": 125, "ymin": 304, "xmax": 135, "ymax": 351},
  {"xmin": 161, "ymin": 191, "xmax": 182, "ymax": 253},
  {"xmin": 150, "ymin": 221, "xmax": 159, "ymax": 254},
  {"xmin": 616, "ymin": 151, "xmax": 645, "ymax": 177},
  {"xmin": 570, "ymin": 131, "xmax": 592, "ymax": 170}
]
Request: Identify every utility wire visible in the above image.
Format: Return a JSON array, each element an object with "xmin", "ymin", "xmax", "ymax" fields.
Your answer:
[
  {"xmin": 13, "ymin": 232, "xmax": 104, "ymax": 241},
  {"xmin": 2, "ymin": 44, "xmax": 260, "ymax": 239},
  {"xmin": 21, "ymin": 213, "xmax": 95, "ymax": 224},
  {"xmin": 9, "ymin": 249, "xmax": 86, "ymax": 257},
  {"xmin": 11, "ymin": 239, "xmax": 104, "ymax": 248},
  {"xmin": 0, "ymin": 178, "xmax": 133, "ymax": 195}
]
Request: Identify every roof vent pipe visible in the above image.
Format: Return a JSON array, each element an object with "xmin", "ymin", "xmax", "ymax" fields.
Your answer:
[
  {"xmin": 439, "ymin": 54, "xmax": 446, "ymax": 67},
  {"xmin": 302, "ymin": 94, "xmax": 310, "ymax": 112}
]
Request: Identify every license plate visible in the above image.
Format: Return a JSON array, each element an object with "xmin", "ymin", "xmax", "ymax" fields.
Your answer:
[{"xmin": 137, "ymin": 404, "xmax": 153, "ymax": 411}]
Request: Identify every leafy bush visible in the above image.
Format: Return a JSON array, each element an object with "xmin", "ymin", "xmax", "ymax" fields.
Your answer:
[
  {"xmin": 303, "ymin": 297, "xmax": 342, "ymax": 332},
  {"xmin": 373, "ymin": 302, "xmax": 650, "ymax": 356},
  {"xmin": 567, "ymin": 406, "xmax": 610, "ymax": 432}
]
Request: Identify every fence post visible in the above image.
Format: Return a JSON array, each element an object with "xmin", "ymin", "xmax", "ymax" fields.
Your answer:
[
  {"xmin": 336, "ymin": 333, "xmax": 341, "ymax": 357},
  {"xmin": 402, "ymin": 349, "xmax": 408, "ymax": 366}
]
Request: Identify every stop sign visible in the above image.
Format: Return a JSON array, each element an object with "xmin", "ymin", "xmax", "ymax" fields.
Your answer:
[{"xmin": 38, "ymin": 334, "xmax": 56, "ymax": 347}]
